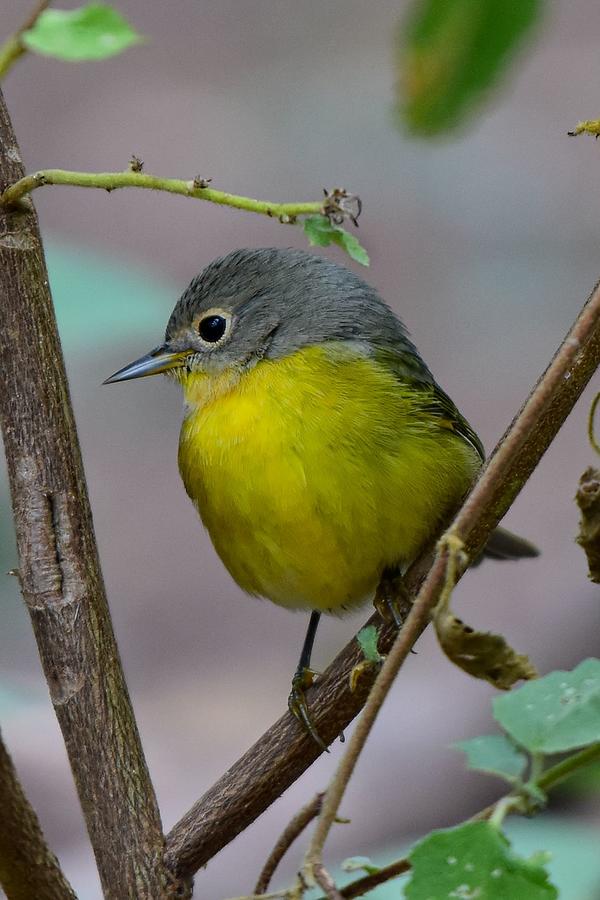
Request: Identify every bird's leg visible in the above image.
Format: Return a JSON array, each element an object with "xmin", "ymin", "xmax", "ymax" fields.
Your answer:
[
  {"xmin": 373, "ymin": 567, "xmax": 412, "ymax": 629},
  {"xmin": 288, "ymin": 611, "xmax": 328, "ymax": 751}
]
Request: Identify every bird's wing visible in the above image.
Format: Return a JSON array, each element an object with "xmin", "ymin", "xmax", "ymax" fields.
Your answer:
[
  {"xmin": 418, "ymin": 379, "xmax": 485, "ymax": 462},
  {"xmin": 373, "ymin": 346, "xmax": 485, "ymax": 462}
]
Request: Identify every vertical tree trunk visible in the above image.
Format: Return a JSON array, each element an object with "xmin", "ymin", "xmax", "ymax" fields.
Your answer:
[{"xmin": 0, "ymin": 90, "xmax": 181, "ymax": 898}]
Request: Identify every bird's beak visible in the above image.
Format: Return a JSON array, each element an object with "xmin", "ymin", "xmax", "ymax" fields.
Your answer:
[{"xmin": 103, "ymin": 345, "xmax": 189, "ymax": 384}]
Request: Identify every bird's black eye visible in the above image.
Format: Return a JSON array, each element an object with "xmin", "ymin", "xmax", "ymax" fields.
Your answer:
[{"xmin": 198, "ymin": 314, "xmax": 227, "ymax": 343}]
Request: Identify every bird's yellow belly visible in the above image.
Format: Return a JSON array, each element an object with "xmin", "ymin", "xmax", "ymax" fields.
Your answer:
[{"xmin": 177, "ymin": 347, "xmax": 479, "ymax": 613}]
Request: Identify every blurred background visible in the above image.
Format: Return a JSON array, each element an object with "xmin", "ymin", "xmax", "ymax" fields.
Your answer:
[{"xmin": 1, "ymin": 1, "xmax": 600, "ymax": 897}]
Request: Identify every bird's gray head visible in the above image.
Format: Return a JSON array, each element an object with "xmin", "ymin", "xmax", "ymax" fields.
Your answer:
[{"xmin": 104, "ymin": 247, "xmax": 427, "ymax": 384}]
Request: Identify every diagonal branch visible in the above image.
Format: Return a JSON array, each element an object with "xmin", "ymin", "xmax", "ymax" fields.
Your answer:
[
  {"xmin": 0, "ymin": 728, "xmax": 76, "ymax": 900},
  {"xmin": 303, "ymin": 276, "xmax": 600, "ymax": 876},
  {"xmin": 165, "ymin": 279, "xmax": 600, "ymax": 880},
  {"xmin": 0, "ymin": 89, "xmax": 184, "ymax": 899}
]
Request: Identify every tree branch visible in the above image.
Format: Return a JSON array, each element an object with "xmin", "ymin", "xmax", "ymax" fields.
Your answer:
[
  {"xmin": 254, "ymin": 793, "xmax": 324, "ymax": 895},
  {"xmin": 0, "ymin": 1, "xmax": 50, "ymax": 80},
  {"xmin": 0, "ymin": 728, "xmax": 76, "ymax": 900},
  {"xmin": 165, "ymin": 279, "xmax": 600, "ymax": 880},
  {"xmin": 0, "ymin": 167, "xmax": 332, "ymax": 221},
  {"xmin": 0, "ymin": 89, "xmax": 185, "ymax": 899},
  {"xmin": 302, "ymin": 273, "xmax": 600, "ymax": 874}
]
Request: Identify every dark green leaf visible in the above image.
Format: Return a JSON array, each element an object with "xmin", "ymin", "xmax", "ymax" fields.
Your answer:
[
  {"xmin": 406, "ymin": 821, "xmax": 557, "ymax": 899},
  {"xmin": 356, "ymin": 626, "xmax": 383, "ymax": 664},
  {"xmin": 493, "ymin": 658, "xmax": 600, "ymax": 754},
  {"xmin": 302, "ymin": 215, "xmax": 369, "ymax": 266},
  {"xmin": 22, "ymin": 4, "xmax": 143, "ymax": 62},
  {"xmin": 454, "ymin": 734, "xmax": 528, "ymax": 783},
  {"xmin": 398, "ymin": 0, "xmax": 543, "ymax": 135}
]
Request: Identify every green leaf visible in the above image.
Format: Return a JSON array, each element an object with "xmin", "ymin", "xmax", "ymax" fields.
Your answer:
[
  {"xmin": 22, "ymin": 4, "xmax": 143, "ymax": 62},
  {"xmin": 454, "ymin": 734, "xmax": 528, "ymax": 783},
  {"xmin": 356, "ymin": 626, "xmax": 384, "ymax": 664},
  {"xmin": 406, "ymin": 821, "xmax": 557, "ymax": 899},
  {"xmin": 493, "ymin": 659, "xmax": 600, "ymax": 754},
  {"xmin": 398, "ymin": 0, "xmax": 543, "ymax": 136},
  {"xmin": 333, "ymin": 229, "xmax": 370, "ymax": 267},
  {"xmin": 302, "ymin": 215, "xmax": 370, "ymax": 266}
]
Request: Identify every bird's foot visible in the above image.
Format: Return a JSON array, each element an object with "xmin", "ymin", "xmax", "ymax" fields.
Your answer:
[
  {"xmin": 373, "ymin": 570, "xmax": 412, "ymax": 629},
  {"xmin": 288, "ymin": 667, "xmax": 328, "ymax": 752}
]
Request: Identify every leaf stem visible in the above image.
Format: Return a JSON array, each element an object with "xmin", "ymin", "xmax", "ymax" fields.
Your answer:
[
  {"xmin": 538, "ymin": 743, "xmax": 600, "ymax": 792},
  {"xmin": 587, "ymin": 391, "xmax": 600, "ymax": 455},
  {"xmin": 0, "ymin": 167, "xmax": 325, "ymax": 219},
  {"xmin": 489, "ymin": 795, "xmax": 523, "ymax": 829}
]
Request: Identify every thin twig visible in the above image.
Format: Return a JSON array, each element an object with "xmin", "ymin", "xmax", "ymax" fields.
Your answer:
[
  {"xmin": 588, "ymin": 391, "xmax": 600, "ymax": 454},
  {"xmin": 0, "ymin": 168, "xmax": 328, "ymax": 220},
  {"xmin": 313, "ymin": 863, "xmax": 343, "ymax": 900},
  {"xmin": 0, "ymin": 728, "xmax": 77, "ymax": 900},
  {"xmin": 0, "ymin": 89, "xmax": 187, "ymax": 900},
  {"xmin": 255, "ymin": 793, "xmax": 325, "ymax": 894},
  {"xmin": 0, "ymin": 1, "xmax": 50, "ymax": 79},
  {"xmin": 165, "ymin": 279, "xmax": 600, "ymax": 880},
  {"xmin": 336, "ymin": 858, "xmax": 411, "ymax": 900}
]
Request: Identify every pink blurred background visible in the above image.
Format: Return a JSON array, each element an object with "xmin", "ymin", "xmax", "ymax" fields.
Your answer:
[{"xmin": 1, "ymin": 1, "xmax": 600, "ymax": 897}]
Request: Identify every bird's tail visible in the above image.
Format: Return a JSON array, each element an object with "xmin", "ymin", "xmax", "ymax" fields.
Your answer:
[{"xmin": 483, "ymin": 526, "xmax": 539, "ymax": 561}]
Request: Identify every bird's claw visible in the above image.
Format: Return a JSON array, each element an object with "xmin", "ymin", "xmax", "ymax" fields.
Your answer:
[
  {"xmin": 288, "ymin": 668, "xmax": 328, "ymax": 752},
  {"xmin": 373, "ymin": 571, "xmax": 412, "ymax": 628}
]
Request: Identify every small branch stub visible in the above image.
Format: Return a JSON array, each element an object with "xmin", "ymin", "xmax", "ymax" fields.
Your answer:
[{"xmin": 322, "ymin": 188, "xmax": 362, "ymax": 227}]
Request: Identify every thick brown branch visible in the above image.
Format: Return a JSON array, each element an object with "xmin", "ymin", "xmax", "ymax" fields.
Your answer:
[
  {"xmin": 0, "ymin": 729, "xmax": 76, "ymax": 900},
  {"xmin": 0, "ymin": 90, "xmax": 184, "ymax": 899},
  {"xmin": 166, "ymin": 280, "xmax": 600, "ymax": 879}
]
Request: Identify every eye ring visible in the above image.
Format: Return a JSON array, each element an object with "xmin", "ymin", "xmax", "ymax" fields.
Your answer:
[{"xmin": 193, "ymin": 308, "xmax": 233, "ymax": 347}]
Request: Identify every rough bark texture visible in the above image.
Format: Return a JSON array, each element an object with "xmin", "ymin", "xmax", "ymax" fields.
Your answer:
[
  {"xmin": 165, "ymin": 280, "xmax": 600, "ymax": 878},
  {"xmin": 0, "ymin": 90, "xmax": 184, "ymax": 899},
  {"xmin": 0, "ymin": 730, "xmax": 77, "ymax": 900}
]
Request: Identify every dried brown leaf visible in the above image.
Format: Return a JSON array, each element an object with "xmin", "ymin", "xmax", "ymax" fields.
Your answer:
[
  {"xmin": 434, "ymin": 609, "xmax": 538, "ymax": 689},
  {"xmin": 575, "ymin": 466, "xmax": 600, "ymax": 583}
]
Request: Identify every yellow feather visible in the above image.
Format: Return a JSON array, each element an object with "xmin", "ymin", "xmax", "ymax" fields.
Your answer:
[{"xmin": 178, "ymin": 344, "xmax": 480, "ymax": 613}]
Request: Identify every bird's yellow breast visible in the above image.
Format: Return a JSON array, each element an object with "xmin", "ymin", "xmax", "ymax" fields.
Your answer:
[{"xmin": 177, "ymin": 345, "xmax": 479, "ymax": 612}]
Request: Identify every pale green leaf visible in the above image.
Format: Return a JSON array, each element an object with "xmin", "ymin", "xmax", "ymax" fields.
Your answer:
[
  {"xmin": 493, "ymin": 659, "xmax": 600, "ymax": 754},
  {"xmin": 405, "ymin": 821, "xmax": 557, "ymax": 899},
  {"xmin": 454, "ymin": 734, "xmax": 528, "ymax": 783},
  {"xmin": 22, "ymin": 4, "xmax": 143, "ymax": 62},
  {"xmin": 357, "ymin": 626, "xmax": 383, "ymax": 664}
]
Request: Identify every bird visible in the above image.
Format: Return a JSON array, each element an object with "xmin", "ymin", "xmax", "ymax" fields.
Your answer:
[{"xmin": 105, "ymin": 247, "xmax": 538, "ymax": 746}]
